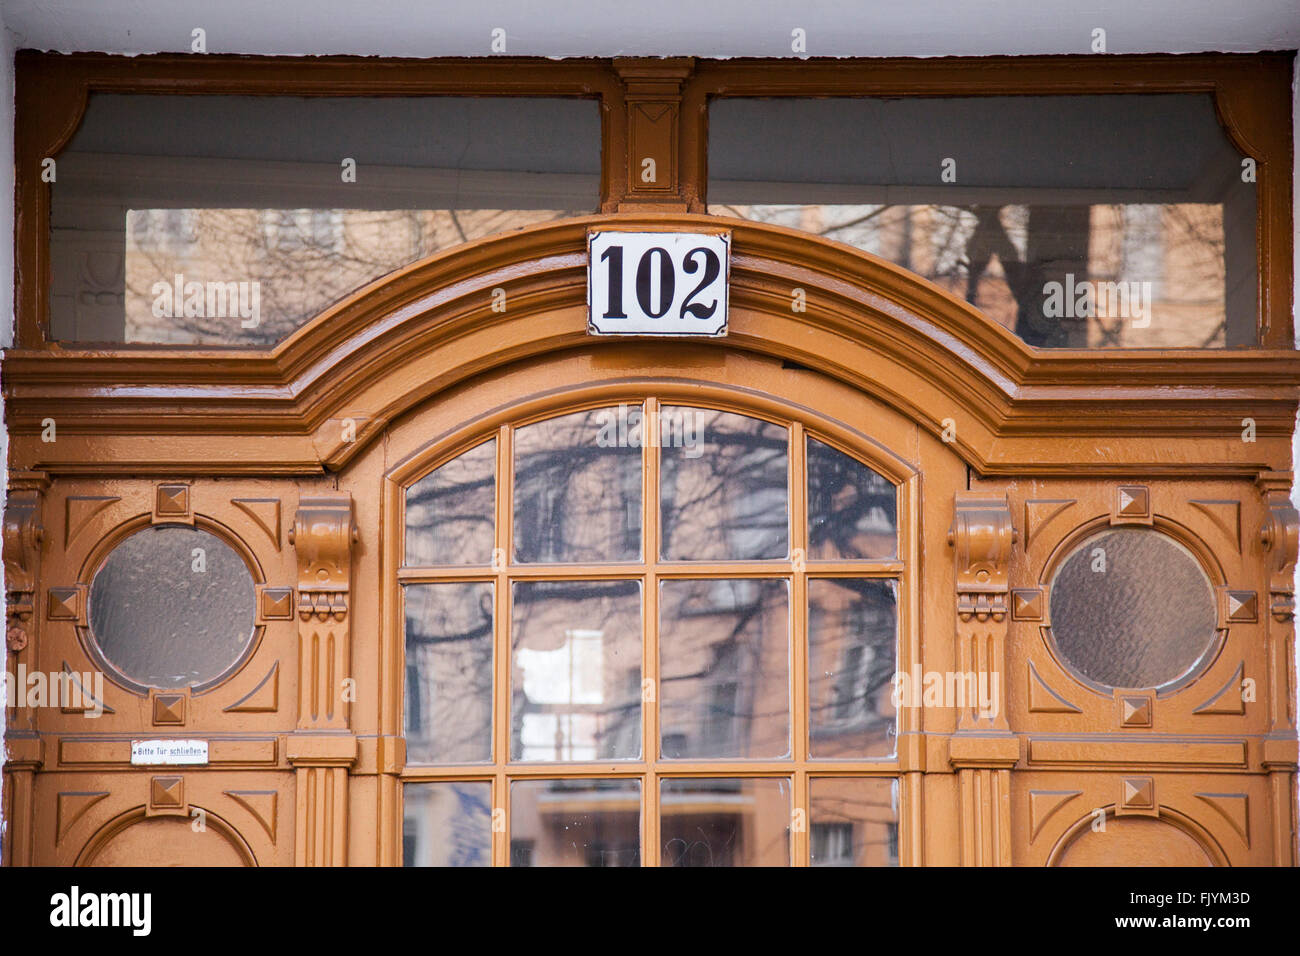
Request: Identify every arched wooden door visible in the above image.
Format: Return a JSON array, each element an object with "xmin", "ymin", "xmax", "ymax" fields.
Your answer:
[{"xmin": 5, "ymin": 215, "xmax": 1295, "ymax": 866}]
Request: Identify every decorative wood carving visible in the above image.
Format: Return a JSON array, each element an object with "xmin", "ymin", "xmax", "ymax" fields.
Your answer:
[
  {"xmin": 232, "ymin": 497, "xmax": 282, "ymax": 549},
  {"xmin": 1195, "ymin": 792, "xmax": 1249, "ymax": 846},
  {"xmin": 1258, "ymin": 473, "xmax": 1298, "ymax": 623},
  {"xmin": 1192, "ymin": 661, "xmax": 1247, "ymax": 715},
  {"xmin": 1190, "ymin": 498, "xmax": 1242, "ymax": 552},
  {"xmin": 223, "ymin": 661, "xmax": 280, "ymax": 714},
  {"xmin": 4, "ymin": 476, "xmax": 46, "ymax": 656},
  {"xmin": 1029, "ymin": 789, "xmax": 1081, "ymax": 842},
  {"xmin": 152, "ymin": 482, "xmax": 192, "ymax": 523},
  {"xmin": 613, "ymin": 59, "xmax": 694, "ymax": 210},
  {"xmin": 1111, "ymin": 484, "xmax": 1151, "ymax": 524},
  {"xmin": 64, "ymin": 495, "xmax": 117, "ymax": 547},
  {"xmin": 1027, "ymin": 661, "xmax": 1082, "ymax": 714},
  {"xmin": 949, "ymin": 491, "xmax": 1017, "ymax": 865},
  {"xmin": 1117, "ymin": 776, "xmax": 1157, "ymax": 816},
  {"xmin": 287, "ymin": 493, "xmax": 358, "ymax": 866},
  {"xmin": 1256, "ymin": 471, "xmax": 1299, "ymax": 865},
  {"xmin": 1023, "ymin": 499, "xmax": 1075, "ymax": 547},
  {"xmin": 1117, "ymin": 692, "xmax": 1154, "ymax": 728}
]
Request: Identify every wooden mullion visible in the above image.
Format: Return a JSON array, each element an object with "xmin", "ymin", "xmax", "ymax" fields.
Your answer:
[
  {"xmin": 492, "ymin": 424, "xmax": 512, "ymax": 867},
  {"xmin": 643, "ymin": 397, "xmax": 662, "ymax": 866},
  {"xmin": 790, "ymin": 423, "xmax": 808, "ymax": 867}
]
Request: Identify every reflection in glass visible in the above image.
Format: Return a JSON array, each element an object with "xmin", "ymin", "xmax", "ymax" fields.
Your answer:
[
  {"xmin": 405, "ymin": 439, "xmax": 495, "ymax": 567},
  {"xmin": 807, "ymin": 437, "xmax": 896, "ymax": 559},
  {"xmin": 710, "ymin": 95, "xmax": 1257, "ymax": 348},
  {"xmin": 810, "ymin": 777, "xmax": 899, "ymax": 866},
  {"xmin": 660, "ymin": 408, "xmax": 788, "ymax": 560},
  {"xmin": 53, "ymin": 94, "xmax": 600, "ymax": 344},
  {"xmin": 660, "ymin": 777, "xmax": 790, "ymax": 867},
  {"xmin": 513, "ymin": 408, "xmax": 642, "ymax": 563},
  {"xmin": 659, "ymin": 579, "xmax": 789, "ymax": 759},
  {"xmin": 808, "ymin": 579, "xmax": 898, "ymax": 758},
  {"xmin": 88, "ymin": 525, "xmax": 256, "ymax": 689},
  {"xmin": 403, "ymin": 781, "xmax": 492, "ymax": 867},
  {"xmin": 511, "ymin": 580, "xmax": 643, "ymax": 761},
  {"xmin": 510, "ymin": 779, "xmax": 641, "ymax": 866},
  {"xmin": 404, "ymin": 582, "xmax": 494, "ymax": 764},
  {"xmin": 1050, "ymin": 529, "xmax": 1217, "ymax": 690}
]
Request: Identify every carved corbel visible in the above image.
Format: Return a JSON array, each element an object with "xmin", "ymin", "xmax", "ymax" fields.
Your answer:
[
  {"xmin": 948, "ymin": 491, "xmax": 1018, "ymax": 866},
  {"xmin": 288, "ymin": 494, "xmax": 358, "ymax": 729},
  {"xmin": 4, "ymin": 475, "xmax": 48, "ymax": 656},
  {"xmin": 287, "ymin": 493, "xmax": 358, "ymax": 866},
  {"xmin": 1255, "ymin": 471, "xmax": 1299, "ymax": 866},
  {"xmin": 1258, "ymin": 475, "xmax": 1298, "ymax": 623}
]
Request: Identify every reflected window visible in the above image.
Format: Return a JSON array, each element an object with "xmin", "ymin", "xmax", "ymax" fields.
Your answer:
[
  {"xmin": 400, "ymin": 405, "xmax": 903, "ymax": 864},
  {"xmin": 51, "ymin": 94, "xmax": 599, "ymax": 344},
  {"xmin": 403, "ymin": 782, "xmax": 492, "ymax": 867},
  {"xmin": 710, "ymin": 95, "xmax": 1257, "ymax": 348}
]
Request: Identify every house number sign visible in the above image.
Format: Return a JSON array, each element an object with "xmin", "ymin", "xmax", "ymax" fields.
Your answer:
[{"xmin": 588, "ymin": 231, "xmax": 730, "ymax": 336}]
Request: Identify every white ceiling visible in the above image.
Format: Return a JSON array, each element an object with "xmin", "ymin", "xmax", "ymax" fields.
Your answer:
[{"xmin": 2, "ymin": 0, "xmax": 1298, "ymax": 58}]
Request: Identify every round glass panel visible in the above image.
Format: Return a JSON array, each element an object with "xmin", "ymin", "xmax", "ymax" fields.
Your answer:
[
  {"xmin": 1048, "ymin": 528, "xmax": 1217, "ymax": 691},
  {"xmin": 88, "ymin": 525, "xmax": 257, "ymax": 690}
]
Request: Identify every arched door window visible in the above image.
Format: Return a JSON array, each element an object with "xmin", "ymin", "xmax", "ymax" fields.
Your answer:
[{"xmin": 399, "ymin": 400, "xmax": 905, "ymax": 866}]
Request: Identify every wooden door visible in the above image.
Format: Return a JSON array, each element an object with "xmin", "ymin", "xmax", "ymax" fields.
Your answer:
[{"xmin": 6, "ymin": 215, "xmax": 1296, "ymax": 867}]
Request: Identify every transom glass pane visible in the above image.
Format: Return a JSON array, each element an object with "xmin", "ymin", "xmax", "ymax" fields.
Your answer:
[
  {"xmin": 810, "ymin": 777, "xmax": 899, "ymax": 867},
  {"xmin": 405, "ymin": 439, "xmax": 495, "ymax": 567},
  {"xmin": 514, "ymin": 408, "xmax": 642, "ymax": 563},
  {"xmin": 808, "ymin": 578, "xmax": 898, "ymax": 758},
  {"xmin": 52, "ymin": 94, "xmax": 599, "ymax": 344},
  {"xmin": 403, "ymin": 781, "xmax": 492, "ymax": 867},
  {"xmin": 660, "ymin": 777, "xmax": 791, "ymax": 867},
  {"xmin": 404, "ymin": 582, "xmax": 494, "ymax": 764},
  {"xmin": 659, "ymin": 578, "xmax": 790, "ymax": 759},
  {"xmin": 659, "ymin": 407, "xmax": 788, "ymax": 560},
  {"xmin": 511, "ymin": 580, "xmax": 643, "ymax": 761},
  {"xmin": 510, "ymin": 779, "xmax": 641, "ymax": 867},
  {"xmin": 710, "ymin": 95, "xmax": 1257, "ymax": 348},
  {"xmin": 807, "ymin": 437, "xmax": 897, "ymax": 559}
]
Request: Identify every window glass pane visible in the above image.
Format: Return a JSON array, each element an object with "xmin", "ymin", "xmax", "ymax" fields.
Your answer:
[
  {"xmin": 405, "ymin": 439, "xmax": 495, "ymax": 567},
  {"xmin": 807, "ymin": 437, "xmax": 896, "ymax": 559},
  {"xmin": 403, "ymin": 781, "xmax": 492, "ymax": 867},
  {"xmin": 88, "ymin": 525, "xmax": 256, "ymax": 690},
  {"xmin": 808, "ymin": 578, "xmax": 898, "ymax": 758},
  {"xmin": 52, "ymin": 94, "xmax": 599, "ymax": 344},
  {"xmin": 810, "ymin": 777, "xmax": 899, "ymax": 866},
  {"xmin": 710, "ymin": 95, "xmax": 1256, "ymax": 348},
  {"xmin": 511, "ymin": 580, "xmax": 643, "ymax": 761},
  {"xmin": 510, "ymin": 779, "xmax": 641, "ymax": 866},
  {"xmin": 1049, "ymin": 529, "xmax": 1217, "ymax": 690},
  {"xmin": 404, "ymin": 582, "xmax": 494, "ymax": 764},
  {"xmin": 660, "ymin": 777, "xmax": 790, "ymax": 866},
  {"xmin": 660, "ymin": 408, "xmax": 788, "ymax": 560},
  {"xmin": 659, "ymin": 579, "xmax": 790, "ymax": 759},
  {"xmin": 513, "ymin": 408, "xmax": 642, "ymax": 563}
]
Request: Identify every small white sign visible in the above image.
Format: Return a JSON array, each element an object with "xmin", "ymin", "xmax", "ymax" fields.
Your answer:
[
  {"xmin": 588, "ymin": 231, "xmax": 729, "ymax": 336},
  {"xmin": 130, "ymin": 739, "xmax": 209, "ymax": 766}
]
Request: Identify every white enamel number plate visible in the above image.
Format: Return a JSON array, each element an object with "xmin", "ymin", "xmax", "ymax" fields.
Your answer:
[{"xmin": 588, "ymin": 231, "xmax": 729, "ymax": 336}]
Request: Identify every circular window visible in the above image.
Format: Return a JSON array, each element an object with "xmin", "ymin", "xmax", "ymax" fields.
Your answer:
[
  {"xmin": 88, "ymin": 525, "xmax": 258, "ymax": 691},
  {"xmin": 1048, "ymin": 528, "xmax": 1218, "ymax": 691}
]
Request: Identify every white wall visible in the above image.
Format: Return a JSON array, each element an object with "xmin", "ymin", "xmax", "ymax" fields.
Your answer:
[{"xmin": 1, "ymin": 0, "xmax": 1298, "ymax": 58}]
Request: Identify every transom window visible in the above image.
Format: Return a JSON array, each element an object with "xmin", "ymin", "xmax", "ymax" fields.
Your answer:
[{"xmin": 400, "ymin": 401, "xmax": 903, "ymax": 866}]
